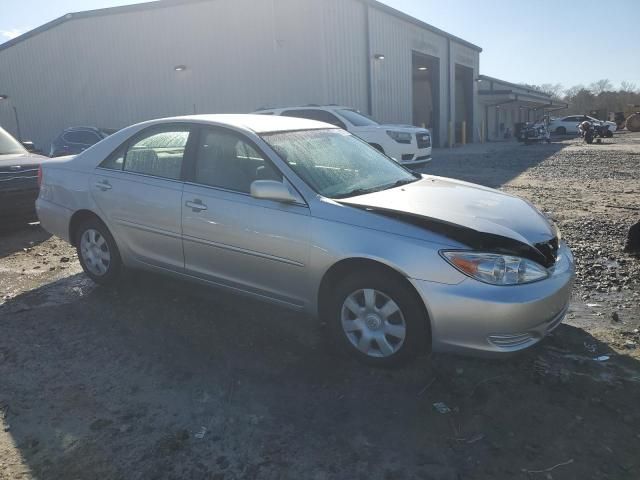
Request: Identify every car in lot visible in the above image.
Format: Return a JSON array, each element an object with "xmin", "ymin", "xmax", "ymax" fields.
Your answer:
[
  {"xmin": 36, "ymin": 114, "xmax": 574, "ymax": 366},
  {"xmin": 549, "ymin": 115, "xmax": 616, "ymax": 135},
  {"xmin": 0, "ymin": 126, "xmax": 48, "ymax": 223},
  {"xmin": 50, "ymin": 126, "xmax": 117, "ymax": 157},
  {"xmin": 254, "ymin": 105, "xmax": 432, "ymax": 167}
]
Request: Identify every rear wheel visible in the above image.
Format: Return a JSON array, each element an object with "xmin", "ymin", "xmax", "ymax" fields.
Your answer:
[
  {"xmin": 325, "ymin": 268, "xmax": 429, "ymax": 367},
  {"xmin": 585, "ymin": 131, "xmax": 594, "ymax": 144},
  {"xmin": 75, "ymin": 218, "xmax": 122, "ymax": 285}
]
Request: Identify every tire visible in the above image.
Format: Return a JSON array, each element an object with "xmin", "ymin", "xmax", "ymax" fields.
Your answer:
[
  {"xmin": 555, "ymin": 127, "xmax": 566, "ymax": 135},
  {"xmin": 605, "ymin": 130, "xmax": 613, "ymax": 138},
  {"xmin": 75, "ymin": 217, "xmax": 122, "ymax": 286},
  {"xmin": 585, "ymin": 132, "xmax": 594, "ymax": 144},
  {"xmin": 324, "ymin": 267, "xmax": 430, "ymax": 367}
]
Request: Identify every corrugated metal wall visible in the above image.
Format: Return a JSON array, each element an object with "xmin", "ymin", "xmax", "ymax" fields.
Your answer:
[
  {"xmin": 368, "ymin": 7, "xmax": 480, "ymax": 146},
  {"xmin": 0, "ymin": 0, "xmax": 479, "ymax": 151}
]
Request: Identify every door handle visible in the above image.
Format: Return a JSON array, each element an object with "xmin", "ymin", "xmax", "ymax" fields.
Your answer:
[
  {"xmin": 94, "ymin": 180, "xmax": 112, "ymax": 191},
  {"xmin": 185, "ymin": 199, "xmax": 207, "ymax": 212}
]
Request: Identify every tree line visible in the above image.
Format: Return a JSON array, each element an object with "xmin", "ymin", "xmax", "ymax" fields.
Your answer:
[{"xmin": 521, "ymin": 80, "xmax": 640, "ymax": 117}]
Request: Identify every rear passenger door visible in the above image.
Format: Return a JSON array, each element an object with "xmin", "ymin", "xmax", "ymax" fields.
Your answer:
[
  {"xmin": 91, "ymin": 124, "xmax": 193, "ymax": 271},
  {"xmin": 181, "ymin": 126, "xmax": 311, "ymax": 307}
]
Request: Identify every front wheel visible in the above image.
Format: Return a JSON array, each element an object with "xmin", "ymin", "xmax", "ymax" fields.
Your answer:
[
  {"xmin": 325, "ymin": 269, "xmax": 430, "ymax": 367},
  {"xmin": 75, "ymin": 218, "xmax": 122, "ymax": 285}
]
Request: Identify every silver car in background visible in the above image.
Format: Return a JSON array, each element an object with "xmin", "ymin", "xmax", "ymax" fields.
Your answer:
[{"xmin": 36, "ymin": 114, "xmax": 574, "ymax": 366}]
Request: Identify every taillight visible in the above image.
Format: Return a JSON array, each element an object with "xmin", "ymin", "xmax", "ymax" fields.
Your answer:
[{"xmin": 37, "ymin": 165, "xmax": 43, "ymax": 188}]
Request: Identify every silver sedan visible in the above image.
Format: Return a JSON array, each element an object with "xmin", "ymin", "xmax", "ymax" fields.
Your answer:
[{"xmin": 36, "ymin": 114, "xmax": 574, "ymax": 366}]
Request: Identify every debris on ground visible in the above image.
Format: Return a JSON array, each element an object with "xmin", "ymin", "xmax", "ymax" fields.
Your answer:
[{"xmin": 432, "ymin": 402, "xmax": 451, "ymax": 414}]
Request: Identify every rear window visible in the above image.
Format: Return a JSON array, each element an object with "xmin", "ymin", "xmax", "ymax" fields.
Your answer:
[
  {"xmin": 64, "ymin": 130, "xmax": 102, "ymax": 145},
  {"xmin": 336, "ymin": 109, "xmax": 379, "ymax": 127}
]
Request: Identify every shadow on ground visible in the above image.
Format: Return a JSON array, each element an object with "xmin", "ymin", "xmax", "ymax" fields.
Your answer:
[
  {"xmin": 422, "ymin": 141, "xmax": 568, "ymax": 188},
  {"xmin": 1, "ymin": 271, "xmax": 639, "ymax": 479},
  {"xmin": 0, "ymin": 223, "xmax": 51, "ymax": 260}
]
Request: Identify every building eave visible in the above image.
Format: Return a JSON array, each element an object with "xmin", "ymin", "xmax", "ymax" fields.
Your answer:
[
  {"xmin": 1, "ymin": 0, "xmax": 482, "ymax": 54},
  {"xmin": 361, "ymin": 0, "xmax": 482, "ymax": 52},
  {"xmin": 0, "ymin": 0, "xmax": 210, "ymax": 53}
]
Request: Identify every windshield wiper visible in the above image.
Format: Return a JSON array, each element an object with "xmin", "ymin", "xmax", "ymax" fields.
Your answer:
[
  {"xmin": 387, "ymin": 178, "xmax": 418, "ymax": 188},
  {"xmin": 333, "ymin": 177, "xmax": 419, "ymax": 199},
  {"xmin": 333, "ymin": 186, "xmax": 381, "ymax": 199}
]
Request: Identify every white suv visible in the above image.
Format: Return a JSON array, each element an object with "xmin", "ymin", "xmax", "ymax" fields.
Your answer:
[{"xmin": 254, "ymin": 105, "xmax": 432, "ymax": 167}]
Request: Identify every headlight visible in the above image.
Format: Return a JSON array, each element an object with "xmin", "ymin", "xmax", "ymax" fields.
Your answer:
[
  {"xmin": 441, "ymin": 251, "xmax": 549, "ymax": 285},
  {"xmin": 386, "ymin": 130, "xmax": 412, "ymax": 144}
]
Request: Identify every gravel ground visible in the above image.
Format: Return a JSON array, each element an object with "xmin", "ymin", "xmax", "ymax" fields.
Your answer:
[{"xmin": 1, "ymin": 132, "xmax": 639, "ymax": 480}]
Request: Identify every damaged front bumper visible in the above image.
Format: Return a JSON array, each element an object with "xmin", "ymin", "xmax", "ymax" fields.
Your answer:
[{"xmin": 410, "ymin": 241, "xmax": 575, "ymax": 356}]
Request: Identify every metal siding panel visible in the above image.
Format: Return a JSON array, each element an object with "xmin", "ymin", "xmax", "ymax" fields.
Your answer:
[
  {"xmin": 321, "ymin": 0, "xmax": 368, "ymax": 111},
  {"xmin": 368, "ymin": 6, "xmax": 479, "ymax": 145},
  {"xmin": 0, "ymin": 0, "xmax": 330, "ymax": 149},
  {"xmin": 0, "ymin": 0, "xmax": 479, "ymax": 149}
]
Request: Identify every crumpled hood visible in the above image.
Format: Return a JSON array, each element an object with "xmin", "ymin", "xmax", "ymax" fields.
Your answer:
[{"xmin": 340, "ymin": 175, "xmax": 555, "ymax": 247}]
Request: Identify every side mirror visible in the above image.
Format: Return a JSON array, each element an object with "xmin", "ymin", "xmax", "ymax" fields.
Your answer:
[{"xmin": 250, "ymin": 180, "xmax": 297, "ymax": 203}]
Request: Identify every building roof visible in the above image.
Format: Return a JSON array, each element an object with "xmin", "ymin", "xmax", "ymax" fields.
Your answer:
[
  {"xmin": 478, "ymin": 75, "xmax": 551, "ymax": 99},
  {"xmin": 0, "ymin": 0, "xmax": 482, "ymax": 53},
  {"xmin": 478, "ymin": 75, "xmax": 568, "ymax": 110}
]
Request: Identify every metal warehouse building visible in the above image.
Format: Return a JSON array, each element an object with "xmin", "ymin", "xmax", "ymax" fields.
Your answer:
[{"xmin": 0, "ymin": 0, "xmax": 484, "ymax": 150}]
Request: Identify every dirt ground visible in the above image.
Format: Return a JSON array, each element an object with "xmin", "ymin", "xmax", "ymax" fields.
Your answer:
[{"xmin": 1, "ymin": 132, "xmax": 639, "ymax": 480}]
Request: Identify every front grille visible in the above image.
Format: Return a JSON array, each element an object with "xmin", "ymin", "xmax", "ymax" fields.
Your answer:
[
  {"xmin": 535, "ymin": 237, "xmax": 559, "ymax": 268},
  {"xmin": 401, "ymin": 154, "xmax": 414, "ymax": 161},
  {"xmin": 416, "ymin": 133, "xmax": 431, "ymax": 149}
]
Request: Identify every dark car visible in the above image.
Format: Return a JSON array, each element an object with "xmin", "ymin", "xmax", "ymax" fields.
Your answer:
[
  {"xmin": 0, "ymin": 126, "xmax": 48, "ymax": 222},
  {"xmin": 49, "ymin": 126, "xmax": 116, "ymax": 157}
]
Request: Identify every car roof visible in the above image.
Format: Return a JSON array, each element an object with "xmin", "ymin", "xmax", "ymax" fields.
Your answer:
[
  {"xmin": 149, "ymin": 114, "xmax": 338, "ymax": 134},
  {"xmin": 256, "ymin": 105, "xmax": 351, "ymax": 112}
]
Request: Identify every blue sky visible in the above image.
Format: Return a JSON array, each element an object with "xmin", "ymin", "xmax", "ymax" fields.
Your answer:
[{"xmin": 2, "ymin": 0, "xmax": 638, "ymax": 91}]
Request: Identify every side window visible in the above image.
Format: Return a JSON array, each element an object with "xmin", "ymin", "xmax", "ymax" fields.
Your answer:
[
  {"xmin": 123, "ymin": 128, "xmax": 189, "ymax": 180},
  {"xmin": 282, "ymin": 109, "xmax": 347, "ymax": 129},
  {"xmin": 194, "ymin": 128, "xmax": 282, "ymax": 193},
  {"xmin": 99, "ymin": 145, "xmax": 125, "ymax": 170},
  {"xmin": 64, "ymin": 130, "xmax": 101, "ymax": 145}
]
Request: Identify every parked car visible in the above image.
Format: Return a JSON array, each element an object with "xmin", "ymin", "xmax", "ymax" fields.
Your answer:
[
  {"xmin": 49, "ymin": 126, "xmax": 117, "ymax": 157},
  {"xmin": 36, "ymin": 114, "xmax": 574, "ymax": 366},
  {"xmin": 0, "ymin": 126, "xmax": 48, "ymax": 223},
  {"xmin": 548, "ymin": 115, "xmax": 616, "ymax": 135},
  {"xmin": 254, "ymin": 105, "xmax": 432, "ymax": 167}
]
